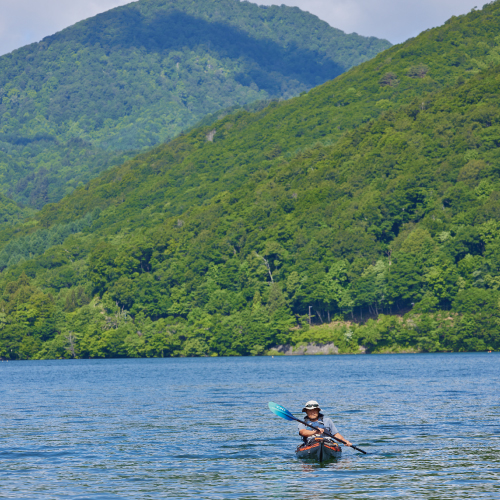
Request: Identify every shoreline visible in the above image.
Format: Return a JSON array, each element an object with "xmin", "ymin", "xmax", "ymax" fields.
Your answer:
[{"xmin": 3, "ymin": 349, "xmax": 498, "ymax": 361}]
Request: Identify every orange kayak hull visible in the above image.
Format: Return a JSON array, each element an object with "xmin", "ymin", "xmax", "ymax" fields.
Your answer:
[{"xmin": 295, "ymin": 438, "xmax": 342, "ymax": 461}]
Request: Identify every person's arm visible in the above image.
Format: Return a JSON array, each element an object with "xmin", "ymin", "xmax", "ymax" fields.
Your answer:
[
  {"xmin": 324, "ymin": 418, "xmax": 352, "ymax": 447},
  {"xmin": 333, "ymin": 432, "xmax": 352, "ymax": 447},
  {"xmin": 299, "ymin": 428, "xmax": 324, "ymax": 438},
  {"xmin": 298, "ymin": 421, "xmax": 324, "ymax": 438}
]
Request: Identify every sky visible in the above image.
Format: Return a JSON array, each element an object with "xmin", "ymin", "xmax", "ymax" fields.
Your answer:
[{"xmin": 0, "ymin": 0, "xmax": 491, "ymax": 56}]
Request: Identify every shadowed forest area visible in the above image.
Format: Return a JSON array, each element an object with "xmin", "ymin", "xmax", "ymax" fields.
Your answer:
[{"xmin": 0, "ymin": 0, "xmax": 389, "ymax": 208}]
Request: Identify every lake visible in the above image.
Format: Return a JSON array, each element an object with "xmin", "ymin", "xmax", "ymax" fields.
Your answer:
[{"xmin": 1, "ymin": 353, "xmax": 499, "ymax": 499}]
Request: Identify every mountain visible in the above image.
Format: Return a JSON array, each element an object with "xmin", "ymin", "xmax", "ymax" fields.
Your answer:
[
  {"xmin": 0, "ymin": 0, "xmax": 390, "ymax": 209},
  {"xmin": 0, "ymin": 193, "xmax": 35, "ymax": 225},
  {"xmin": 2, "ymin": 2, "xmax": 500, "ymax": 359}
]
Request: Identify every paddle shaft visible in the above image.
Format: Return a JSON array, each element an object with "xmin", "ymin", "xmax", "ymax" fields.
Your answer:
[{"xmin": 294, "ymin": 416, "xmax": 367, "ymax": 454}]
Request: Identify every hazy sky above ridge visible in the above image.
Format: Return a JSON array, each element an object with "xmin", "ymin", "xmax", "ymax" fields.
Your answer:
[{"xmin": 0, "ymin": 0, "xmax": 491, "ymax": 56}]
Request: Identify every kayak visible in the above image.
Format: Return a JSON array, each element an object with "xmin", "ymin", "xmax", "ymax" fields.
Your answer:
[
  {"xmin": 296, "ymin": 437, "xmax": 342, "ymax": 461},
  {"xmin": 295, "ymin": 437, "xmax": 342, "ymax": 461}
]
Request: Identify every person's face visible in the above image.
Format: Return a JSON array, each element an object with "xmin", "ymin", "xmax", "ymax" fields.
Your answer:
[{"xmin": 305, "ymin": 408, "xmax": 319, "ymax": 420}]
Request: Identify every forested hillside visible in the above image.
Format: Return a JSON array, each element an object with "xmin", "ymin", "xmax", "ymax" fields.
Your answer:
[
  {"xmin": 2, "ymin": 3, "xmax": 500, "ymax": 360},
  {"xmin": 0, "ymin": 0, "xmax": 389, "ymax": 209}
]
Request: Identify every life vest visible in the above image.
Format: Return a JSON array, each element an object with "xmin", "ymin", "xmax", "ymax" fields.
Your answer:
[{"xmin": 302, "ymin": 414, "xmax": 326, "ymax": 443}]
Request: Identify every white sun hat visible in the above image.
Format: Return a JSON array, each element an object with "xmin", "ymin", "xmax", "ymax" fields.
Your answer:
[{"xmin": 302, "ymin": 400, "xmax": 321, "ymax": 412}]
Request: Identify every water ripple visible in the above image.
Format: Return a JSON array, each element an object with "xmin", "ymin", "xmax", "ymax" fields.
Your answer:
[{"xmin": 0, "ymin": 353, "xmax": 499, "ymax": 499}]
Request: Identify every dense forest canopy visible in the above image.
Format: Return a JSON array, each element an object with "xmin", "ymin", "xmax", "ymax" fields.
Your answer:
[
  {"xmin": 2, "ymin": 2, "xmax": 500, "ymax": 359},
  {"xmin": 0, "ymin": 0, "xmax": 390, "ymax": 208}
]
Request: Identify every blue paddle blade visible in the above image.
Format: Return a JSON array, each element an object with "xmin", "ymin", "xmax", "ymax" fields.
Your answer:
[{"xmin": 268, "ymin": 402, "xmax": 297, "ymax": 421}]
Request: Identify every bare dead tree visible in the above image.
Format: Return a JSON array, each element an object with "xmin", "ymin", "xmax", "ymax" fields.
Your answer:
[
  {"xmin": 65, "ymin": 332, "xmax": 77, "ymax": 358},
  {"xmin": 315, "ymin": 310, "xmax": 324, "ymax": 324},
  {"xmin": 386, "ymin": 249, "xmax": 392, "ymax": 266},
  {"xmin": 256, "ymin": 253, "xmax": 274, "ymax": 282}
]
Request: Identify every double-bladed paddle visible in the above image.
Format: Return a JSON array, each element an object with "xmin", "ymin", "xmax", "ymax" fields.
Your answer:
[{"xmin": 268, "ymin": 401, "xmax": 367, "ymax": 454}]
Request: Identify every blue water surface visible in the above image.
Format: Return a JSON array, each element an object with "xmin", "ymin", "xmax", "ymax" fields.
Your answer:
[{"xmin": 0, "ymin": 353, "xmax": 499, "ymax": 499}]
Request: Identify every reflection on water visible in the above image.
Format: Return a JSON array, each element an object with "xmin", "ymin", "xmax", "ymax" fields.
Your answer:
[
  {"xmin": 299, "ymin": 457, "xmax": 354, "ymax": 473},
  {"xmin": 0, "ymin": 353, "xmax": 499, "ymax": 499}
]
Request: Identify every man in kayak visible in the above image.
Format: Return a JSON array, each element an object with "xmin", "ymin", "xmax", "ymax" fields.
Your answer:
[{"xmin": 298, "ymin": 400, "xmax": 352, "ymax": 447}]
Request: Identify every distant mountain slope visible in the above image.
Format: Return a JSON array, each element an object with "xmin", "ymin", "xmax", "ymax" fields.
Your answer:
[
  {"xmin": 0, "ymin": 0, "xmax": 390, "ymax": 208},
  {"xmin": 0, "ymin": 193, "xmax": 35, "ymax": 226},
  {"xmin": 2, "ymin": 3, "xmax": 500, "ymax": 360},
  {"xmin": 33, "ymin": 1, "xmax": 500, "ymax": 228}
]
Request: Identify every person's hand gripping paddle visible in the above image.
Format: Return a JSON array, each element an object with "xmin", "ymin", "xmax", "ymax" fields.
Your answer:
[{"xmin": 268, "ymin": 402, "xmax": 367, "ymax": 454}]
